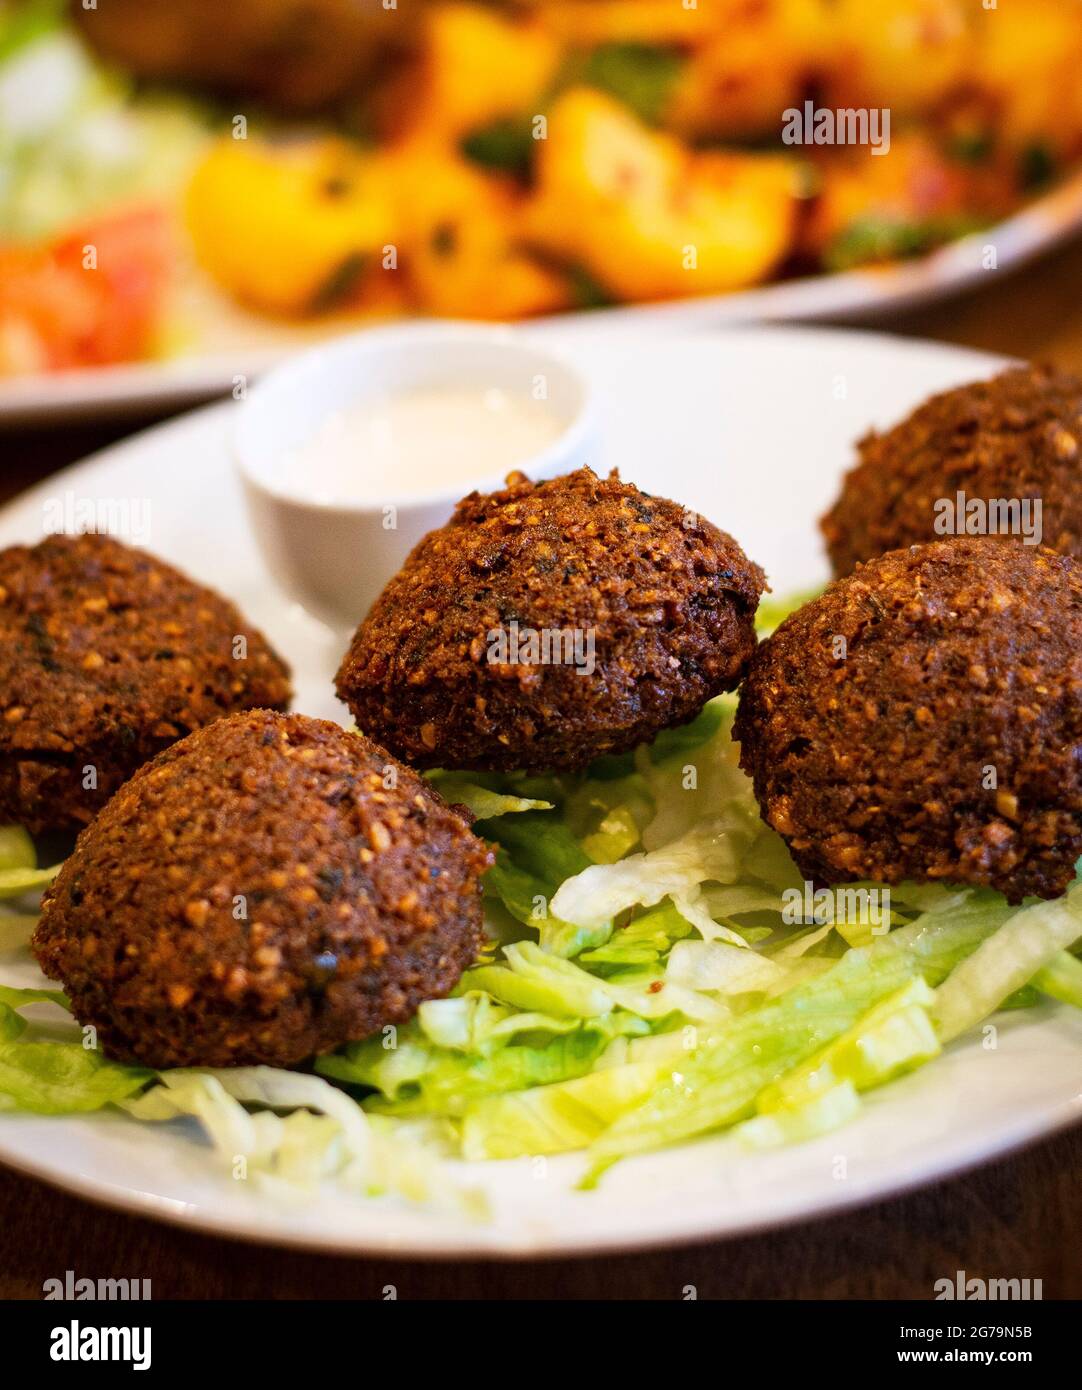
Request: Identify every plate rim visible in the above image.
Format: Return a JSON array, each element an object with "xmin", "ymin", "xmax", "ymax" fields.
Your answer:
[
  {"xmin": 2, "ymin": 321, "xmax": 1078, "ymax": 1260},
  {"xmin": 1, "ymin": 169, "xmax": 1079, "ymax": 426},
  {"xmin": 1, "ymin": 1089, "xmax": 1079, "ymax": 1261}
]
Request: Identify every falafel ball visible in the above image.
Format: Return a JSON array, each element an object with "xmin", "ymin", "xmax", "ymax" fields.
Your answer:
[
  {"xmin": 71, "ymin": 0, "xmax": 416, "ymax": 113},
  {"xmin": 336, "ymin": 467, "xmax": 767, "ymax": 772},
  {"xmin": 734, "ymin": 538, "xmax": 1082, "ymax": 903},
  {"xmin": 33, "ymin": 709, "xmax": 491, "ymax": 1069},
  {"xmin": 0, "ymin": 532, "xmax": 292, "ymax": 834},
  {"xmin": 820, "ymin": 365, "xmax": 1082, "ymax": 576}
]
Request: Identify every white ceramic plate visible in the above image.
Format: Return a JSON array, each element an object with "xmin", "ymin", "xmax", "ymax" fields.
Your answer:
[
  {"xmin": 3, "ymin": 173, "xmax": 1082, "ymax": 426},
  {"xmin": 1, "ymin": 325, "xmax": 1080, "ymax": 1258}
]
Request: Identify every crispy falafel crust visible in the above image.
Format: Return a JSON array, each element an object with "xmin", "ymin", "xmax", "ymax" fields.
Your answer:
[
  {"xmin": 336, "ymin": 468, "xmax": 766, "ymax": 772},
  {"xmin": 33, "ymin": 710, "xmax": 490, "ymax": 1069},
  {"xmin": 734, "ymin": 539, "xmax": 1082, "ymax": 903},
  {"xmin": 0, "ymin": 532, "xmax": 292, "ymax": 833},
  {"xmin": 821, "ymin": 365, "xmax": 1082, "ymax": 577}
]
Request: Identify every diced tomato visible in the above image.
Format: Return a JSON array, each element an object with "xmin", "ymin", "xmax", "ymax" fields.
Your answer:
[{"xmin": 0, "ymin": 205, "xmax": 174, "ymax": 374}]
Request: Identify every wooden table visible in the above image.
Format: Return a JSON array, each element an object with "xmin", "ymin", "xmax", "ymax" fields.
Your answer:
[{"xmin": 2, "ymin": 237, "xmax": 1081, "ymax": 1300}]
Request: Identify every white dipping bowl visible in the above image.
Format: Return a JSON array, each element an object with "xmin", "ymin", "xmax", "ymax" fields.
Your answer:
[{"xmin": 235, "ymin": 322, "xmax": 598, "ymax": 629}]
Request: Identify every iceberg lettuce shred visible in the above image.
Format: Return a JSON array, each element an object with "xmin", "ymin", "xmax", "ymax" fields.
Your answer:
[{"xmin": 0, "ymin": 686, "xmax": 1080, "ymax": 1204}]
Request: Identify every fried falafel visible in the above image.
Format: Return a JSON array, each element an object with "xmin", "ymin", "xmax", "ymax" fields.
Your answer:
[
  {"xmin": 336, "ymin": 467, "xmax": 766, "ymax": 772},
  {"xmin": 821, "ymin": 365, "xmax": 1082, "ymax": 576},
  {"xmin": 734, "ymin": 538, "xmax": 1082, "ymax": 903},
  {"xmin": 71, "ymin": 0, "xmax": 416, "ymax": 113},
  {"xmin": 0, "ymin": 532, "xmax": 292, "ymax": 834},
  {"xmin": 33, "ymin": 709, "xmax": 491, "ymax": 1069}
]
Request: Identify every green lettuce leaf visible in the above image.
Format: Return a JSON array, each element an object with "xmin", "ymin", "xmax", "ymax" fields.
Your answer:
[
  {"xmin": 426, "ymin": 774, "xmax": 552, "ymax": 821},
  {"xmin": 482, "ymin": 814, "xmax": 612, "ymax": 957},
  {"xmin": 1031, "ymin": 950, "xmax": 1082, "ymax": 1008},
  {"xmin": 582, "ymin": 894, "xmax": 1013, "ymax": 1179},
  {"xmin": 0, "ymin": 986, "xmax": 149, "ymax": 1113},
  {"xmin": 932, "ymin": 882, "xmax": 1082, "ymax": 1042},
  {"xmin": 735, "ymin": 1080, "xmax": 861, "ymax": 1150},
  {"xmin": 754, "ymin": 588, "xmax": 824, "ymax": 638},
  {"xmin": 0, "ymin": 983, "xmax": 68, "ymax": 1011},
  {"xmin": 124, "ymin": 1067, "xmax": 486, "ymax": 1212},
  {"xmin": 0, "ymin": 826, "xmax": 35, "ymax": 873},
  {"xmin": 461, "ymin": 1056, "xmax": 672, "ymax": 1160},
  {"xmin": 581, "ymin": 900, "xmax": 694, "ymax": 969},
  {"xmin": 465, "ymin": 942, "xmax": 615, "ymax": 1019},
  {"xmin": 756, "ymin": 979, "xmax": 940, "ymax": 1112},
  {"xmin": 319, "ymin": 1024, "xmax": 619, "ymax": 1118},
  {"xmin": 549, "ymin": 819, "xmax": 755, "ymax": 942},
  {"xmin": 0, "ymin": 1042, "xmax": 150, "ymax": 1114},
  {"xmin": 417, "ymin": 990, "xmax": 586, "ymax": 1053},
  {"xmin": 0, "ymin": 864, "xmax": 61, "ymax": 900},
  {"xmin": 666, "ymin": 939, "xmax": 785, "ymax": 995}
]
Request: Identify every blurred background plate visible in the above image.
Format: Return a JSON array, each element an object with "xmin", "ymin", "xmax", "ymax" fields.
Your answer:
[
  {"xmin": 6, "ymin": 0, "xmax": 1082, "ymax": 423},
  {"xmin": 2, "ymin": 175, "xmax": 1081, "ymax": 426}
]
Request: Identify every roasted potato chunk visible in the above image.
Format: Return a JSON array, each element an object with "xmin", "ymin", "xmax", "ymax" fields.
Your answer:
[
  {"xmin": 524, "ymin": 88, "xmax": 797, "ymax": 301},
  {"xmin": 389, "ymin": 145, "xmax": 572, "ymax": 319},
  {"xmin": 186, "ymin": 138, "xmax": 394, "ymax": 317},
  {"xmin": 385, "ymin": 4, "xmax": 561, "ymax": 142}
]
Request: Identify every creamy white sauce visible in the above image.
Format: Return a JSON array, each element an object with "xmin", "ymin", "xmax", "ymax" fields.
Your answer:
[{"xmin": 287, "ymin": 385, "xmax": 564, "ymax": 503}]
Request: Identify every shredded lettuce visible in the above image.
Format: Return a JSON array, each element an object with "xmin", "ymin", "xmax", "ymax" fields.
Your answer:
[
  {"xmin": 480, "ymin": 813, "xmax": 613, "ymax": 957},
  {"xmin": 580, "ymin": 900, "xmax": 694, "ymax": 968},
  {"xmin": 579, "ymin": 946, "xmax": 908, "ymax": 1175},
  {"xmin": 0, "ymin": 987, "xmax": 149, "ymax": 1114},
  {"xmin": 461, "ymin": 1057, "xmax": 672, "ymax": 1161},
  {"xmin": 0, "ymin": 1040, "xmax": 149, "ymax": 1114},
  {"xmin": 0, "ymin": 985, "xmax": 478, "ymax": 1207},
  {"xmin": 1032, "ymin": 950, "xmax": 1082, "ymax": 1008},
  {"xmin": 0, "ymin": 824, "xmax": 62, "ymax": 902},
  {"xmin": 756, "ymin": 979, "xmax": 940, "ymax": 1112},
  {"xmin": 932, "ymin": 883, "xmax": 1082, "ymax": 1042},
  {"xmin": 579, "ymin": 902, "xmax": 1007, "ymax": 1181},
  {"xmin": 754, "ymin": 588, "xmax": 824, "ymax": 638},
  {"xmin": 425, "ymin": 774, "xmax": 552, "ymax": 822},
  {"xmin": 547, "ymin": 700, "xmax": 762, "ymax": 946},
  {"xmin": 465, "ymin": 942, "xmax": 616, "ymax": 1019},
  {"xmin": 320, "ymin": 1021, "xmax": 631, "ymax": 1118},
  {"xmin": 417, "ymin": 991, "xmax": 582, "ymax": 1053},
  {"xmin": 0, "ymin": 862, "xmax": 61, "ymax": 900},
  {"xmin": 0, "ymin": 983, "xmax": 67, "ymax": 1012},
  {"xmin": 123, "ymin": 1067, "xmax": 484, "ymax": 1212},
  {"xmin": 735, "ymin": 1080, "xmax": 861, "ymax": 1150},
  {"xmin": 0, "ymin": 825, "xmax": 53, "ymax": 945},
  {"xmin": 0, "ymin": 826, "xmax": 35, "ymax": 873},
  {"xmin": 467, "ymin": 938, "xmax": 725, "ymax": 1026},
  {"xmin": 549, "ymin": 819, "xmax": 755, "ymax": 944},
  {"xmin": 666, "ymin": 938, "xmax": 784, "ymax": 995},
  {"xmin": 2, "ymin": 657, "xmax": 1081, "ymax": 1204}
]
